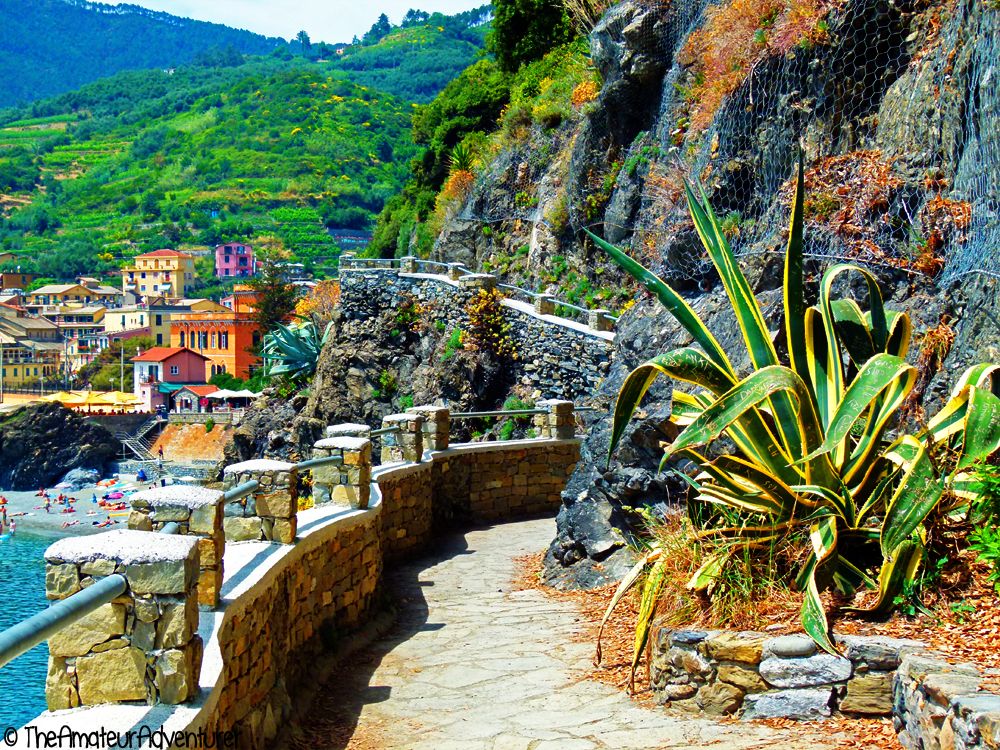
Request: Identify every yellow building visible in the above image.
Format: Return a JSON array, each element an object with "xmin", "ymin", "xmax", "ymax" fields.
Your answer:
[
  {"xmin": 24, "ymin": 283, "xmax": 122, "ymax": 312},
  {"xmin": 122, "ymin": 249, "xmax": 195, "ymax": 299},
  {"xmin": 0, "ymin": 307, "xmax": 62, "ymax": 388},
  {"xmin": 104, "ymin": 299, "xmax": 228, "ymax": 347}
]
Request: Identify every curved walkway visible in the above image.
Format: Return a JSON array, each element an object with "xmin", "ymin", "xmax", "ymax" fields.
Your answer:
[{"xmin": 292, "ymin": 519, "xmax": 842, "ymax": 750}]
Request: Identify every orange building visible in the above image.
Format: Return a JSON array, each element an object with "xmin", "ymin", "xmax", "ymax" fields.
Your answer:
[
  {"xmin": 169, "ymin": 311, "xmax": 262, "ymax": 380},
  {"xmin": 221, "ymin": 285, "xmax": 260, "ymax": 314}
]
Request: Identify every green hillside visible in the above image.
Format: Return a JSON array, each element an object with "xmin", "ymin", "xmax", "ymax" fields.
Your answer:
[
  {"xmin": 0, "ymin": 7, "xmax": 490, "ymax": 288},
  {"xmin": 0, "ymin": 0, "xmax": 285, "ymax": 107}
]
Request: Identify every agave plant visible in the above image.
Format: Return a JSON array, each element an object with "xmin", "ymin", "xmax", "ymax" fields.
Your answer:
[
  {"xmin": 261, "ymin": 319, "xmax": 332, "ymax": 380},
  {"xmin": 591, "ymin": 158, "xmax": 1000, "ymax": 662}
]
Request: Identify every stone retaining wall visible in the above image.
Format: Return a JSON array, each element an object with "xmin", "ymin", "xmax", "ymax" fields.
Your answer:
[
  {"xmin": 373, "ymin": 438, "xmax": 580, "ymax": 556},
  {"xmin": 651, "ymin": 622, "xmax": 1000, "ymax": 748},
  {"xmin": 432, "ymin": 440, "xmax": 581, "ymax": 525},
  {"xmin": 375, "ymin": 462, "xmax": 433, "ymax": 559},
  {"xmin": 339, "ymin": 266, "xmax": 612, "ymax": 400},
  {"xmin": 199, "ymin": 508, "xmax": 382, "ymax": 748}
]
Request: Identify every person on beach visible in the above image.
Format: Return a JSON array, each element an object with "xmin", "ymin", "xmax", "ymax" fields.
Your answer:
[{"xmin": 45, "ymin": 497, "xmax": 51, "ymax": 513}]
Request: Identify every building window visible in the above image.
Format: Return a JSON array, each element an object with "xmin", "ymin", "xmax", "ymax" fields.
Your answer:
[
  {"xmin": 155, "ymin": 314, "xmax": 162, "ymax": 326},
  {"xmin": 170, "ymin": 365, "xmax": 179, "ymax": 375},
  {"xmin": 200, "ymin": 332, "xmax": 208, "ymax": 349},
  {"xmin": 179, "ymin": 331, "xmax": 185, "ymax": 347},
  {"xmin": 156, "ymin": 333, "xmax": 163, "ymax": 345},
  {"xmin": 220, "ymin": 332, "xmax": 228, "ymax": 349}
]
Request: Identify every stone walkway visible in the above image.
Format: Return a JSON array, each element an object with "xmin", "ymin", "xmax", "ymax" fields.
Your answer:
[{"xmin": 293, "ymin": 519, "xmax": 844, "ymax": 750}]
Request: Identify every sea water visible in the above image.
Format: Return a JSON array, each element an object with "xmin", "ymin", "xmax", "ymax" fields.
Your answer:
[{"xmin": 0, "ymin": 532, "xmax": 49, "ymax": 729}]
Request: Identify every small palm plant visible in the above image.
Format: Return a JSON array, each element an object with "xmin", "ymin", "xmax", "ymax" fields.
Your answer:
[
  {"xmin": 261, "ymin": 319, "xmax": 332, "ymax": 381},
  {"xmin": 592, "ymin": 158, "xmax": 1000, "ymax": 674}
]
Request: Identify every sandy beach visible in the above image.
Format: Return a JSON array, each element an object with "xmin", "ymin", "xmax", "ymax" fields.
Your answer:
[{"xmin": 0, "ymin": 474, "xmax": 150, "ymax": 539}]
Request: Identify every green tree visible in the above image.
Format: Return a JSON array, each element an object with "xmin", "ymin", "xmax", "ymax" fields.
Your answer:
[
  {"xmin": 488, "ymin": 0, "xmax": 574, "ymax": 72},
  {"xmin": 247, "ymin": 238, "xmax": 298, "ymax": 336}
]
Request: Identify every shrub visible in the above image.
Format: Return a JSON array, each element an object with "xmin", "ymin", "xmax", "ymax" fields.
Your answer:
[
  {"xmin": 594, "ymin": 157, "xmax": 1000, "ymax": 673},
  {"xmin": 465, "ymin": 288, "xmax": 516, "ymax": 359},
  {"xmin": 399, "ymin": 394, "xmax": 414, "ymax": 410},
  {"xmin": 204, "ymin": 417, "xmax": 215, "ymax": 433},
  {"xmin": 571, "ymin": 80, "xmax": 599, "ymax": 107},
  {"xmin": 378, "ymin": 369, "xmax": 398, "ymax": 395},
  {"xmin": 440, "ymin": 327, "xmax": 464, "ymax": 361}
]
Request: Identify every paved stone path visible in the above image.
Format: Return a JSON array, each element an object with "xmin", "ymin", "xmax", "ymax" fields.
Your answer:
[{"xmin": 294, "ymin": 519, "xmax": 843, "ymax": 750}]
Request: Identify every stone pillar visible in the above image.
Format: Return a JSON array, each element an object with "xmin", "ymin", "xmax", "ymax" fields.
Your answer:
[
  {"xmin": 44, "ymin": 530, "xmax": 202, "ymax": 709},
  {"xmin": 221, "ymin": 459, "xmax": 297, "ymax": 544},
  {"xmin": 399, "ymin": 255, "xmax": 418, "ymax": 273},
  {"xmin": 534, "ymin": 294, "xmax": 557, "ymax": 316},
  {"xmin": 380, "ymin": 413, "xmax": 424, "ymax": 464},
  {"xmin": 311, "ymin": 436, "xmax": 371, "ymax": 509},
  {"xmin": 406, "ymin": 405, "xmax": 450, "ymax": 451},
  {"xmin": 457, "ymin": 273, "xmax": 498, "ymax": 293},
  {"xmin": 129, "ymin": 485, "xmax": 225, "ymax": 609},
  {"xmin": 447, "ymin": 262, "xmax": 468, "ymax": 281},
  {"xmin": 588, "ymin": 307, "xmax": 615, "ymax": 332},
  {"xmin": 325, "ymin": 422, "xmax": 370, "ymax": 439},
  {"xmin": 534, "ymin": 399, "xmax": 576, "ymax": 440}
]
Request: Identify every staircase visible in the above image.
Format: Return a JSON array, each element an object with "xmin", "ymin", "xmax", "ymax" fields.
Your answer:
[{"xmin": 115, "ymin": 417, "xmax": 165, "ymax": 461}]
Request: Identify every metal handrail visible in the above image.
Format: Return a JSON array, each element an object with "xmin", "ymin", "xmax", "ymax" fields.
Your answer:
[
  {"xmin": 294, "ymin": 455, "xmax": 345, "ymax": 471},
  {"xmin": 496, "ymin": 283, "xmax": 538, "ymax": 300},
  {"xmin": 0, "ymin": 517, "xmax": 182, "ymax": 670},
  {"xmin": 223, "ymin": 480, "xmax": 260, "ymax": 502},
  {"xmin": 451, "ymin": 409, "xmax": 547, "ymax": 419},
  {"xmin": 369, "ymin": 426, "xmax": 402, "ymax": 437},
  {"xmin": 0, "ymin": 574, "xmax": 128, "ymax": 670}
]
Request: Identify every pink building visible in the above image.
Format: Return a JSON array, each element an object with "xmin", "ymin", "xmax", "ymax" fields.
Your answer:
[
  {"xmin": 215, "ymin": 243, "xmax": 256, "ymax": 279},
  {"xmin": 131, "ymin": 346, "xmax": 211, "ymax": 411}
]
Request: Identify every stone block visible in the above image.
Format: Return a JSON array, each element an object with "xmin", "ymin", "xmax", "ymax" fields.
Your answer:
[
  {"xmin": 923, "ymin": 673, "xmax": 982, "ymax": 706},
  {"xmin": 759, "ymin": 653, "xmax": 852, "ymax": 688},
  {"xmin": 837, "ymin": 635, "xmax": 923, "ymax": 670},
  {"xmin": 224, "ymin": 516, "xmax": 264, "ymax": 542},
  {"xmin": 49, "ymin": 602, "xmax": 126, "ymax": 657},
  {"xmin": 128, "ymin": 510, "xmax": 153, "ymax": 531},
  {"xmin": 126, "ymin": 556, "xmax": 196, "ymax": 595},
  {"xmin": 841, "ymin": 671, "xmax": 895, "ymax": 715},
  {"xmin": 134, "ymin": 598, "xmax": 158, "ymax": 623},
  {"xmin": 763, "ymin": 634, "xmax": 816, "ymax": 660},
  {"xmin": 155, "ymin": 644, "xmax": 199, "ymax": 704},
  {"xmin": 698, "ymin": 682, "xmax": 745, "ymax": 715},
  {"xmin": 741, "ymin": 687, "xmax": 835, "ymax": 721},
  {"xmin": 198, "ymin": 537, "xmax": 221, "ymax": 568},
  {"xmin": 706, "ymin": 631, "xmax": 768, "ymax": 664},
  {"xmin": 717, "ymin": 664, "xmax": 768, "ymax": 693},
  {"xmin": 45, "ymin": 656, "xmax": 80, "ymax": 711},
  {"xmin": 189, "ymin": 503, "xmax": 221, "ymax": 535},
  {"xmin": 46, "ymin": 563, "xmax": 81, "ymax": 600},
  {"xmin": 76, "ymin": 646, "xmax": 147, "ymax": 704},
  {"xmin": 272, "ymin": 518, "xmax": 297, "ymax": 544},
  {"xmin": 80, "ymin": 559, "xmax": 117, "ymax": 577},
  {"xmin": 157, "ymin": 597, "xmax": 197, "ymax": 649},
  {"xmin": 660, "ymin": 683, "xmax": 698, "ymax": 702},
  {"xmin": 669, "ymin": 646, "xmax": 712, "ymax": 679},
  {"xmin": 256, "ymin": 490, "xmax": 295, "ymax": 519},
  {"xmin": 150, "ymin": 505, "xmax": 191, "ymax": 523}
]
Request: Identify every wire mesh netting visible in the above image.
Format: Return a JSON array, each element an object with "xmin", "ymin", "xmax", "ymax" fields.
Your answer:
[{"xmin": 459, "ymin": 0, "xmax": 999, "ymax": 287}]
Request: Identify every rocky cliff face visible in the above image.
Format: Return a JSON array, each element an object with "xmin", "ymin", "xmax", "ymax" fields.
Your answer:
[
  {"xmin": 224, "ymin": 306, "xmax": 512, "ymax": 466},
  {"xmin": 0, "ymin": 403, "xmax": 118, "ymax": 490},
  {"xmin": 432, "ymin": 0, "xmax": 1000, "ymax": 587}
]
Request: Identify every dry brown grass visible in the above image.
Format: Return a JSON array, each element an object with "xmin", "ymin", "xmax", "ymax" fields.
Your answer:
[{"xmin": 679, "ymin": 0, "xmax": 843, "ymax": 135}]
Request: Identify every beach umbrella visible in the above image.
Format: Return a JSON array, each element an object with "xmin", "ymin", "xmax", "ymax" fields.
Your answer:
[{"xmin": 95, "ymin": 391, "xmax": 142, "ymax": 407}]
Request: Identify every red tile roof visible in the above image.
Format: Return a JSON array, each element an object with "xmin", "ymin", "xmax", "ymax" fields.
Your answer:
[
  {"xmin": 177, "ymin": 385, "xmax": 219, "ymax": 397},
  {"xmin": 137, "ymin": 249, "xmax": 192, "ymax": 258},
  {"xmin": 131, "ymin": 346, "xmax": 209, "ymax": 362}
]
